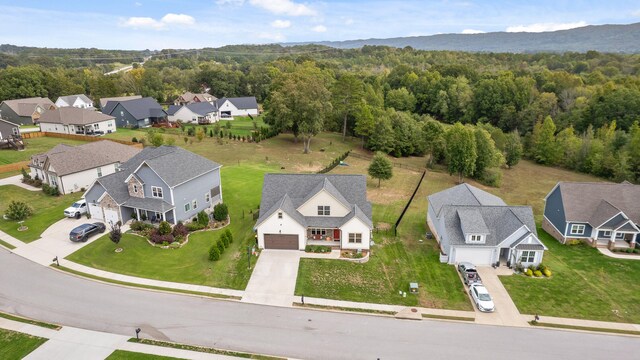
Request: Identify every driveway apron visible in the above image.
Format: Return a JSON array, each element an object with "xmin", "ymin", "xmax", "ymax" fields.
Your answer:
[
  {"xmin": 241, "ymin": 250, "xmax": 302, "ymax": 307},
  {"xmin": 474, "ymin": 267, "xmax": 528, "ymax": 327}
]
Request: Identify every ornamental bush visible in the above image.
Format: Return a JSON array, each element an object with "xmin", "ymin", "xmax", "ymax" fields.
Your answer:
[
  {"xmin": 525, "ymin": 268, "xmax": 533, "ymax": 277},
  {"xmin": 220, "ymin": 232, "xmax": 230, "ymax": 248},
  {"xmin": 158, "ymin": 221, "xmax": 172, "ymax": 235},
  {"xmin": 150, "ymin": 229, "xmax": 174, "ymax": 244},
  {"xmin": 543, "ymin": 269, "xmax": 552, "ymax": 277},
  {"xmin": 172, "ymin": 222, "xmax": 188, "ymax": 238},
  {"xmin": 216, "ymin": 240, "xmax": 225, "ymax": 254},
  {"xmin": 208, "ymin": 244, "xmax": 220, "ymax": 261},
  {"xmin": 197, "ymin": 211, "xmax": 209, "ymax": 227},
  {"xmin": 533, "ymin": 270, "xmax": 543, "ymax": 277},
  {"xmin": 224, "ymin": 229, "xmax": 233, "ymax": 244},
  {"xmin": 186, "ymin": 222, "xmax": 205, "ymax": 232},
  {"xmin": 5, "ymin": 201, "xmax": 33, "ymax": 221},
  {"xmin": 213, "ymin": 203, "xmax": 228, "ymax": 221}
]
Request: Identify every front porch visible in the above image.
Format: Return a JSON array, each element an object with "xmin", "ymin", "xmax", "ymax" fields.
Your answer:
[
  {"xmin": 594, "ymin": 230, "xmax": 637, "ymax": 249},
  {"xmin": 306, "ymin": 228, "xmax": 341, "ymax": 247},
  {"xmin": 122, "ymin": 197, "xmax": 176, "ymax": 224}
]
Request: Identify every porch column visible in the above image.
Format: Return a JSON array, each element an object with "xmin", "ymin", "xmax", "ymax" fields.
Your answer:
[
  {"xmin": 135, "ymin": 208, "xmax": 140, "ymax": 221},
  {"xmin": 630, "ymin": 234, "xmax": 636, "ymax": 249},
  {"xmin": 608, "ymin": 231, "xmax": 617, "ymax": 250}
]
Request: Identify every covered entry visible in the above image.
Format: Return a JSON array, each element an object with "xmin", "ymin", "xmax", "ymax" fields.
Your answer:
[{"xmin": 264, "ymin": 234, "xmax": 299, "ymax": 250}]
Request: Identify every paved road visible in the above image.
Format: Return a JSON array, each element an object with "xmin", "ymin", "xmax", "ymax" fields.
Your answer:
[{"xmin": 1, "ymin": 250, "xmax": 638, "ymax": 360}]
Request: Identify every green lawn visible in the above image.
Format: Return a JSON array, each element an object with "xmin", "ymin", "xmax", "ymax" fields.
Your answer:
[
  {"xmin": 106, "ymin": 350, "xmax": 181, "ymax": 360},
  {"xmin": 0, "ymin": 185, "xmax": 82, "ymax": 242},
  {"xmin": 0, "ymin": 170, "xmax": 20, "ymax": 179},
  {"xmin": 0, "ymin": 137, "xmax": 88, "ymax": 164},
  {"xmin": 67, "ymin": 164, "xmax": 274, "ymax": 290},
  {"xmin": 501, "ymin": 229, "xmax": 640, "ymax": 324},
  {"xmin": 0, "ymin": 328, "xmax": 47, "ymax": 360}
]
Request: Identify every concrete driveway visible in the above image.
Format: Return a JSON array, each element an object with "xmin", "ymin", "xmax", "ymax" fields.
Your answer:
[
  {"xmin": 241, "ymin": 250, "xmax": 302, "ymax": 307},
  {"xmin": 0, "ymin": 175, "xmax": 41, "ymax": 191},
  {"xmin": 12, "ymin": 217, "xmax": 108, "ymax": 266},
  {"xmin": 473, "ymin": 267, "xmax": 528, "ymax": 327}
]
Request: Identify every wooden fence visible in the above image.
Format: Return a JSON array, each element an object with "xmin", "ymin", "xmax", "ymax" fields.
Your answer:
[
  {"xmin": 20, "ymin": 132, "xmax": 45, "ymax": 139},
  {"xmin": 21, "ymin": 132, "xmax": 142, "ymax": 148},
  {"xmin": 0, "ymin": 160, "xmax": 30, "ymax": 174}
]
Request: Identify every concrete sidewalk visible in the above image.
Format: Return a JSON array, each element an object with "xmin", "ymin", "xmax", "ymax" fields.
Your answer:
[
  {"xmin": 598, "ymin": 248, "xmax": 640, "ymax": 260},
  {"xmin": 0, "ymin": 175, "xmax": 42, "ymax": 191},
  {"xmin": 521, "ymin": 314, "xmax": 640, "ymax": 332},
  {"xmin": 0, "ymin": 228, "xmax": 25, "ymax": 248}
]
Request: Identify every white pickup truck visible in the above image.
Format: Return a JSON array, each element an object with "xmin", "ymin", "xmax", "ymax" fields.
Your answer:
[{"xmin": 64, "ymin": 199, "xmax": 88, "ymax": 219}]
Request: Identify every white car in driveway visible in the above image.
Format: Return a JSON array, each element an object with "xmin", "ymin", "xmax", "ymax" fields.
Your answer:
[
  {"xmin": 63, "ymin": 199, "xmax": 87, "ymax": 219},
  {"xmin": 469, "ymin": 283, "xmax": 495, "ymax": 312}
]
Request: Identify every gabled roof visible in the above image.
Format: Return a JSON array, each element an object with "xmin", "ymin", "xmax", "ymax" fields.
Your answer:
[
  {"xmin": 38, "ymin": 107, "xmax": 114, "ymax": 126},
  {"xmin": 29, "ymin": 140, "xmax": 140, "ymax": 177},
  {"xmin": 102, "ymin": 97, "xmax": 166, "ymax": 121},
  {"xmin": 177, "ymin": 92, "xmax": 216, "ymax": 103},
  {"xmin": 217, "ymin": 96, "xmax": 258, "ymax": 110},
  {"xmin": 0, "ymin": 118, "xmax": 19, "ymax": 127},
  {"xmin": 428, "ymin": 183, "xmax": 506, "ymax": 216},
  {"xmin": 99, "ymin": 95, "xmax": 142, "ymax": 109},
  {"xmin": 185, "ymin": 102, "xmax": 217, "ymax": 115},
  {"xmin": 457, "ymin": 208, "xmax": 489, "ymax": 234},
  {"xmin": 167, "ymin": 105, "xmax": 181, "ymax": 116},
  {"xmin": 1, "ymin": 97, "xmax": 54, "ymax": 116},
  {"xmin": 556, "ymin": 182, "xmax": 640, "ymax": 226},
  {"xmin": 56, "ymin": 94, "xmax": 93, "ymax": 106},
  {"xmin": 255, "ymin": 174, "xmax": 372, "ymax": 229}
]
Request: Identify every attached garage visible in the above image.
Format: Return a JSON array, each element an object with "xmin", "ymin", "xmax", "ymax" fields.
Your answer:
[
  {"xmin": 88, "ymin": 203, "xmax": 104, "ymax": 221},
  {"xmin": 264, "ymin": 234, "xmax": 299, "ymax": 250},
  {"xmin": 452, "ymin": 247, "xmax": 495, "ymax": 265}
]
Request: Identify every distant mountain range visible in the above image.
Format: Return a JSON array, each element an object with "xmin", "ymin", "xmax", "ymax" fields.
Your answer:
[{"xmin": 290, "ymin": 22, "xmax": 640, "ymax": 53}]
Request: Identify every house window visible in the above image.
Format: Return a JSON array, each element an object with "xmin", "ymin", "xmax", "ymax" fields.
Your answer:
[
  {"xmin": 205, "ymin": 192, "xmax": 210, "ymax": 202},
  {"xmin": 616, "ymin": 232, "xmax": 624, "ymax": 239},
  {"xmin": 133, "ymin": 184, "xmax": 138, "ymax": 193},
  {"xmin": 94, "ymin": 124, "xmax": 99, "ymax": 129},
  {"xmin": 12, "ymin": 127, "xmax": 19, "ymax": 136},
  {"xmin": 278, "ymin": 211, "xmax": 283, "ymax": 219},
  {"xmin": 317, "ymin": 206, "xmax": 331, "ymax": 216},
  {"xmin": 520, "ymin": 251, "xmax": 536, "ymax": 263},
  {"xmin": 192, "ymin": 199, "xmax": 198, "ymax": 210},
  {"xmin": 469, "ymin": 234, "xmax": 483, "ymax": 242},
  {"xmin": 570, "ymin": 224, "xmax": 585, "ymax": 235},
  {"xmin": 349, "ymin": 233, "xmax": 362, "ymax": 243},
  {"xmin": 108, "ymin": 122, "xmax": 113, "ymax": 127},
  {"xmin": 311, "ymin": 229, "xmax": 327, "ymax": 236},
  {"xmin": 97, "ymin": 167, "xmax": 102, "ymax": 177},
  {"xmin": 184, "ymin": 203, "xmax": 191, "ymax": 212},
  {"xmin": 601, "ymin": 230, "xmax": 611, "ymax": 238},
  {"xmin": 151, "ymin": 186, "xmax": 163, "ymax": 198}
]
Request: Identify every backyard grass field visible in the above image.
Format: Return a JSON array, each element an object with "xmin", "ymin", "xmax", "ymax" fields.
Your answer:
[
  {"xmin": 0, "ymin": 329, "xmax": 47, "ymax": 360},
  {"xmin": 106, "ymin": 350, "xmax": 182, "ymax": 360},
  {"xmin": 0, "ymin": 185, "xmax": 82, "ymax": 242},
  {"xmin": 0, "ymin": 137, "xmax": 88, "ymax": 164}
]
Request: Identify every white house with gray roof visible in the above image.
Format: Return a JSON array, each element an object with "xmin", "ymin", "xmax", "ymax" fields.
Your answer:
[
  {"xmin": 216, "ymin": 97, "xmax": 258, "ymax": 119},
  {"xmin": 38, "ymin": 107, "xmax": 116, "ymax": 135},
  {"xmin": 543, "ymin": 181, "xmax": 639, "ymax": 249},
  {"xmin": 84, "ymin": 146, "xmax": 222, "ymax": 226},
  {"xmin": 427, "ymin": 183, "xmax": 546, "ymax": 267},
  {"xmin": 254, "ymin": 174, "xmax": 373, "ymax": 251},
  {"xmin": 55, "ymin": 94, "xmax": 94, "ymax": 109}
]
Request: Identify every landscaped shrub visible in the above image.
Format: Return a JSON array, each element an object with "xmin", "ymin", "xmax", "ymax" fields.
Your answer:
[
  {"xmin": 533, "ymin": 270, "xmax": 543, "ymax": 277},
  {"xmin": 216, "ymin": 240, "xmax": 225, "ymax": 253},
  {"xmin": 187, "ymin": 127, "xmax": 195, "ymax": 136},
  {"xmin": 130, "ymin": 221, "xmax": 152, "ymax": 231},
  {"xmin": 140, "ymin": 212, "xmax": 147, "ymax": 221},
  {"xmin": 208, "ymin": 243, "xmax": 220, "ymax": 261},
  {"xmin": 479, "ymin": 168, "xmax": 503, "ymax": 188},
  {"xmin": 5, "ymin": 200, "xmax": 33, "ymax": 221},
  {"xmin": 525, "ymin": 268, "xmax": 533, "ymax": 277},
  {"xmin": 353, "ymin": 252, "xmax": 364, "ymax": 259},
  {"xmin": 305, "ymin": 245, "xmax": 331, "ymax": 253},
  {"xmin": 186, "ymin": 222, "xmax": 205, "ymax": 232},
  {"xmin": 42, "ymin": 183, "xmax": 60, "ymax": 196},
  {"xmin": 158, "ymin": 221, "xmax": 172, "ymax": 235},
  {"xmin": 220, "ymin": 232, "xmax": 230, "ymax": 248},
  {"xmin": 626, "ymin": 248, "xmax": 634, "ymax": 253},
  {"xmin": 132, "ymin": 137, "xmax": 138, "ymax": 143},
  {"xmin": 213, "ymin": 203, "xmax": 228, "ymax": 221},
  {"xmin": 224, "ymin": 229, "xmax": 233, "ymax": 244},
  {"xmin": 543, "ymin": 269, "xmax": 552, "ymax": 277},
  {"xmin": 172, "ymin": 222, "xmax": 188, "ymax": 238},
  {"xmin": 150, "ymin": 229, "xmax": 174, "ymax": 244},
  {"xmin": 21, "ymin": 167, "xmax": 31, "ymax": 181},
  {"xmin": 197, "ymin": 211, "xmax": 209, "ymax": 227}
]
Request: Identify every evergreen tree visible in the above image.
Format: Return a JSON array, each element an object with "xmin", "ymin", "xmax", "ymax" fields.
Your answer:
[
  {"xmin": 445, "ymin": 123, "xmax": 476, "ymax": 183},
  {"xmin": 368, "ymin": 152, "xmax": 393, "ymax": 187},
  {"xmin": 504, "ymin": 130, "xmax": 523, "ymax": 168}
]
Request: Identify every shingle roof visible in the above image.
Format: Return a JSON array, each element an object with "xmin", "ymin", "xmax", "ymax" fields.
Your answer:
[
  {"xmin": 557, "ymin": 182, "xmax": 640, "ymax": 226},
  {"xmin": 458, "ymin": 208, "xmax": 490, "ymax": 234},
  {"xmin": 56, "ymin": 94, "xmax": 93, "ymax": 107},
  {"xmin": 515, "ymin": 243, "xmax": 546, "ymax": 250},
  {"xmin": 38, "ymin": 107, "xmax": 114, "ymax": 126},
  {"xmin": 177, "ymin": 92, "xmax": 216, "ymax": 104},
  {"xmin": 185, "ymin": 102, "xmax": 218, "ymax": 115},
  {"xmin": 0, "ymin": 118, "xmax": 19, "ymax": 127},
  {"xmin": 1, "ymin": 97, "xmax": 54, "ymax": 116},
  {"xmin": 99, "ymin": 95, "xmax": 142, "ymax": 109},
  {"xmin": 428, "ymin": 183, "xmax": 506, "ymax": 216},
  {"xmin": 30, "ymin": 140, "xmax": 141, "ymax": 177},
  {"xmin": 102, "ymin": 97, "xmax": 166, "ymax": 121},
  {"xmin": 256, "ymin": 174, "xmax": 372, "ymax": 229},
  {"xmin": 123, "ymin": 197, "xmax": 174, "ymax": 212},
  {"xmin": 167, "ymin": 105, "xmax": 181, "ymax": 116},
  {"xmin": 217, "ymin": 97, "xmax": 258, "ymax": 110}
]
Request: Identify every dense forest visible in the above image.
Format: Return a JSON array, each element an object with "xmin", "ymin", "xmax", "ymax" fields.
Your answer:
[{"xmin": 0, "ymin": 44, "xmax": 639, "ymax": 183}]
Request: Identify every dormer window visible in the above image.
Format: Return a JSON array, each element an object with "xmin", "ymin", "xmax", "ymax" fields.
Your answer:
[
  {"xmin": 468, "ymin": 234, "xmax": 484, "ymax": 243},
  {"xmin": 317, "ymin": 206, "xmax": 330, "ymax": 216},
  {"xmin": 133, "ymin": 184, "xmax": 138, "ymax": 193}
]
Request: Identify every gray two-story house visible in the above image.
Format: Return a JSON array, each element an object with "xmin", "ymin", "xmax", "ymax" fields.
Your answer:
[
  {"xmin": 101, "ymin": 97, "xmax": 167, "ymax": 128},
  {"xmin": 84, "ymin": 146, "xmax": 222, "ymax": 225}
]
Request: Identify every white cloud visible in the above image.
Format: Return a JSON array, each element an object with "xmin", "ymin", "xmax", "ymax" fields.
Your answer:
[
  {"xmin": 257, "ymin": 32, "xmax": 285, "ymax": 41},
  {"xmin": 632, "ymin": 9, "xmax": 640, "ymax": 17},
  {"xmin": 121, "ymin": 13, "xmax": 195, "ymax": 30},
  {"xmin": 461, "ymin": 29, "xmax": 484, "ymax": 34},
  {"xmin": 216, "ymin": 0, "xmax": 245, "ymax": 5},
  {"xmin": 249, "ymin": 0, "xmax": 316, "ymax": 16},
  {"xmin": 506, "ymin": 21, "xmax": 587, "ymax": 33},
  {"xmin": 134, "ymin": 2, "xmax": 142, "ymax": 6},
  {"xmin": 271, "ymin": 19, "xmax": 291, "ymax": 28},
  {"xmin": 311, "ymin": 25, "xmax": 327, "ymax": 32},
  {"xmin": 344, "ymin": 18, "xmax": 354, "ymax": 25}
]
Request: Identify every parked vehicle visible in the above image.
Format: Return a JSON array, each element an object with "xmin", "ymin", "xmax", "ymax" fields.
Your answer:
[
  {"xmin": 457, "ymin": 262, "xmax": 482, "ymax": 286},
  {"xmin": 69, "ymin": 222, "xmax": 106, "ymax": 242},
  {"xmin": 64, "ymin": 199, "xmax": 88, "ymax": 219},
  {"xmin": 469, "ymin": 284, "xmax": 495, "ymax": 312}
]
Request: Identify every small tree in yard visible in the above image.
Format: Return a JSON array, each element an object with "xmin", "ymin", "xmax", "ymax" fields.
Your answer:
[
  {"xmin": 109, "ymin": 222, "xmax": 122, "ymax": 245},
  {"xmin": 220, "ymin": 231, "xmax": 230, "ymax": 248},
  {"xmin": 208, "ymin": 243, "xmax": 220, "ymax": 261},
  {"xmin": 213, "ymin": 203, "xmax": 228, "ymax": 221},
  {"xmin": 5, "ymin": 201, "xmax": 33, "ymax": 221},
  {"xmin": 216, "ymin": 240, "xmax": 225, "ymax": 254},
  {"xmin": 158, "ymin": 221, "xmax": 172, "ymax": 235},
  {"xmin": 197, "ymin": 211, "xmax": 209, "ymax": 227},
  {"xmin": 224, "ymin": 229, "xmax": 233, "ymax": 244},
  {"xmin": 21, "ymin": 167, "xmax": 31, "ymax": 181},
  {"xmin": 368, "ymin": 152, "xmax": 393, "ymax": 187}
]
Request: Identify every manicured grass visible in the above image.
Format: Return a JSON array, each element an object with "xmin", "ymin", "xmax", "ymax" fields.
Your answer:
[
  {"xmin": 128, "ymin": 338, "xmax": 284, "ymax": 360},
  {"xmin": 293, "ymin": 303, "xmax": 396, "ymax": 316},
  {"xmin": 106, "ymin": 350, "xmax": 182, "ymax": 360},
  {"xmin": 529, "ymin": 321, "xmax": 640, "ymax": 336},
  {"xmin": 422, "ymin": 314, "xmax": 475, "ymax": 322},
  {"xmin": 0, "ymin": 311, "xmax": 60, "ymax": 330},
  {"xmin": 0, "ymin": 328, "xmax": 47, "ymax": 360},
  {"xmin": 0, "ymin": 170, "xmax": 21, "ymax": 179},
  {"xmin": 0, "ymin": 239, "xmax": 16, "ymax": 249},
  {"xmin": 501, "ymin": 229, "xmax": 640, "ymax": 324},
  {"xmin": 67, "ymin": 164, "xmax": 273, "ymax": 290},
  {"xmin": 0, "ymin": 137, "xmax": 88, "ymax": 164},
  {"xmin": 0, "ymin": 185, "xmax": 82, "ymax": 242}
]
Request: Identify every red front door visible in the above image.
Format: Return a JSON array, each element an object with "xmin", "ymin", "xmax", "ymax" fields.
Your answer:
[{"xmin": 333, "ymin": 229, "xmax": 341, "ymax": 240}]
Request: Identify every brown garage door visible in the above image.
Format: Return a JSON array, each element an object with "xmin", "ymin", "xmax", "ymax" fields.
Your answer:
[{"xmin": 264, "ymin": 234, "xmax": 299, "ymax": 250}]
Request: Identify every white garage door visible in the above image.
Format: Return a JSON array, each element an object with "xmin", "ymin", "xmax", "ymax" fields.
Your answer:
[
  {"xmin": 104, "ymin": 209, "xmax": 120, "ymax": 226},
  {"xmin": 89, "ymin": 203, "xmax": 104, "ymax": 221},
  {"xmin": 453, "ymin": 248, "xmax": 494, "ymax": 266}
]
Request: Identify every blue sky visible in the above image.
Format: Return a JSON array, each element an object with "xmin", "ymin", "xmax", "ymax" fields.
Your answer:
[{"xmin": 0, "ymin": 0, "xmax": 639, "ymax": 49}]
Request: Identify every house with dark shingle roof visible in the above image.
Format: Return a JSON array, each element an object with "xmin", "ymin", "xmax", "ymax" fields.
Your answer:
[
  {"xmin": 427, "ymin": 183, "xmax": 546, "ymax": 266},
  {"xmin": 29, "ymin": 140, "xmax": 141, "ymax": 195},
  {"xmin": 84, "ymin": 146, "xmax": 222, "ymax": 225},
  {"xmin": 38, "ymin": 107, "xmax": 116, "ymax": 135},
  {"xmin": 254, "ymin": 174, "xmax": 373, "ymax": 250},
  {"xmin": 216, "ymin": 97, "xmax": 258, "ymax": 118},
  {"xmin": 98, "ymin": 95, "xmax": 142, "ymax": 109},
  {"xmin": 543, "ymin": 181, "xmax": 640, "ymax": 249},
  {"xmin": 55, "ymin": 94, "xmax": 94, "ymax": 109},
  {"xmin": 167, "ymin": 102, "xmax": 219, "ymax": 124},
  {"xmin": 101, "ymin": 97, "xmax": 167, "ymax": 128},
  {"xmin": 0, "ymin": 97, "xmax": 55, "ymax": 125}
]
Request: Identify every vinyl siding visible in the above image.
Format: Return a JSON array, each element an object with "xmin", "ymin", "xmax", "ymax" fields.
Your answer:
[
  {"xmin": 544, "ymin": 186, "xmax": 567, "ymax": 236},
  {"xmin": 172, "ymin": 168, "xmax": 221, "ymax": 222}
]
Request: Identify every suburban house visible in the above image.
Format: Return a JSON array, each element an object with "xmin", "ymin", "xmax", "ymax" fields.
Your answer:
[
  {"xmin": 84, "ymin": 146, "xmax": 222, "ymax": 225},
  {"xmin": 543, "ymin": 181, "xmax": 639, "ymax": 249},
  {"xmin": 216, "ymin": 97, "xmax": 259, "ymax": 118},
  {"xmin": 0, "ymin": 97, "xmax": 55, "ymax": 125},
  {"xmin": 98, "ymin": 95, "xmax": 142, "ymax": 109},
  {"xmin": 29, "ymin": 141, "xmax": 140, "ymax": 195},
  {"xmin": 101, "ymin": 97, "xmax": 167, "ymax": 128},
  {"xmin": 167, "ymin": 102, "xmax": 218, "ymax": 124},
  {"xmin": 427, "ymin": 183, "xmax": 546, "ymax": 267},
  {"xmin": 38, "ymin": 107, "xmax": 116, "ymax": 135},
  {"xmin": 0, "ymin": 118, "xmax": 23, "ymax": 150},
  {"xmin": 55, "ymin": 94, "xmax": 94, "ymax": 109},
  {"xmin": 174, "ymin": 92, "xmax": 216, "ymax": 106},
  {"xmin": 254, "ymin": 174, "xmax": 373, "ymax": 251}
]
